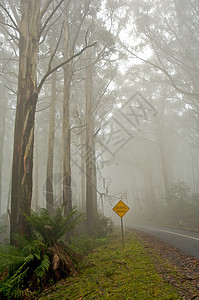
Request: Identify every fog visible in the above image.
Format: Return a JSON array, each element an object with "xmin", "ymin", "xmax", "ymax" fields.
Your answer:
[{"xmin": 0, "ymin": 0, "xmax": 199, "ymax": 241}]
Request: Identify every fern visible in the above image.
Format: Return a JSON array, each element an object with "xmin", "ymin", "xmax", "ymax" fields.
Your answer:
[
  {"xmin": 8, "ymin": 266, "xmax": 29, "ymax": 286},
  {"xmin": 26, "ymin": 209, "xmax": 50, "ymax": 243},
  {"xmin": 0, "ymin": 207, "xmax": 83, "ymax": 299},
  {"xmin": 35, "ymin": 254, "xmax": 50, "ymax": 277},
  {"xmin": 51, "ymin": 207, "xmax": 83, "ymax": 242},
  {"xmin": 26, "ymin": 206, "xmax": 83, "ymax": 245},
  {"xmin": 0, "ymin": 266, "xmax": 29, "ymax": 300},
  {"xmin": 0, "ymin": 245, "xmax": 26, "ymax": 273},
  {"xmin": 0, "ymin": 237, "xmax": 45, "ymax": 298},
  {"xmin": 13, "ymin": 234, "xmax": 46, "ymax": 256}
]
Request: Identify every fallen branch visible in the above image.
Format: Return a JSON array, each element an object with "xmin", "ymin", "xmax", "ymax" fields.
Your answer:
[{"xmin": 75, "ymin": 289, "xmax": 95, "ymax": 300}]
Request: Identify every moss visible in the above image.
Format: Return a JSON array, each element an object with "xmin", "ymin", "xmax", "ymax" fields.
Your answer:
[{"xmin": 39, "ymin": 230, "xmax": 180, "ymax": 299}]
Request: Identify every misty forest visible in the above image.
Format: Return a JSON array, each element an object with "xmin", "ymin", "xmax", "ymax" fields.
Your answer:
[{"xmin": 0, "ymin": 0, "xmax": 199, "ymax": 298}]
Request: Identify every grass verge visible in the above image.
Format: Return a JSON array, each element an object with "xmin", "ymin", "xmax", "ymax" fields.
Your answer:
[{"xmin": 39, "ymin": 229, "xmax": 180, "ymax": 299}]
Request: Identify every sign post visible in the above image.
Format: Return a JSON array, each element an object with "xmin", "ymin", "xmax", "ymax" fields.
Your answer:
[{"xmin": 113, "ymin": 200, "xmax": 130, "ymax": 248}]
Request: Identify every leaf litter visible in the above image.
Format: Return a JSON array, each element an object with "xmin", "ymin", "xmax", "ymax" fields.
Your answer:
[{"xmin": 133, "ymin": 228, "xmax": 199, "ymax": 300}]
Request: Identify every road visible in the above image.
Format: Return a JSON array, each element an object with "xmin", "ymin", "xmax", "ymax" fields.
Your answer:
[{"xmin": 130, "ymin": 225, "xmax": 199, "ymax": 259}]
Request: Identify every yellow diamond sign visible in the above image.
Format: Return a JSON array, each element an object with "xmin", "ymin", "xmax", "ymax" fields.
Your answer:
[{"xmin": 113, "ymin": 200, "xmax": 130, "ymax": 218}]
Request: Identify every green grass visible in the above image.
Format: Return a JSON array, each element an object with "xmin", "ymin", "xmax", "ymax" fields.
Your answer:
[{"xmin": 39, "ymin": 229, "xmax": 180, "ymax": 299}]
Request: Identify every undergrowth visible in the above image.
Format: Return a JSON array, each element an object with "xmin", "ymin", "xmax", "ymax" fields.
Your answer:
[
  {"xmin": 0, "ymin": 207, "xmax": 83, "ymax": 299},
  {"xmin": 39, "ymin": 229, "xmax": 180, "ymax": 299}
]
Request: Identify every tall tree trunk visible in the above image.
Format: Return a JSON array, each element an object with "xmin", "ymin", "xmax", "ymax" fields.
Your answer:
[
  {"xmin": 85, "ymin": 57, "xmax": 96, "ymax": 234},
  {"xmin": 10, "ymin": 0, "xmax": 41, "ymax": 243},
  {"xmin": 190, "ymin": 146, "xmax": 197, "ymax": 194},
  {"xmin": 9, "ymin": 0, "xmax": 93, "ymax": 242},
  {"xmin": 0, "ymin": 95, "xmax": 6, "ymax": 215},
  {"xmin": 46, "ymin": 71, "xmax": 56, "ymax": 215},
  {"xmin": 62, "ymin": 17, "xmax": 72, "ymax": 217},
  {"xmin": 147, "ymin": 158, "xmax": 156, "ymax": 205},
  {"xmin": 131, "ymin": 170, "xmax": 141, "ymax": 211},
  {"xmin": 81, "ymin": 130, "xmax": 86, "ymax": 211},
  {"xmin": 92, "ymin": 137, "xmax": 98, "ymax": 216},
  {"xmin": 157, "ymin": 133, "xmax": 170, "ymax": 203},
  {"xmin": 32, "ymin": 126, "xmax": 39, "ymax": 212},
  {"xmin": 62, "ymin": 63, "xmax": 72, "ymax": 217}
]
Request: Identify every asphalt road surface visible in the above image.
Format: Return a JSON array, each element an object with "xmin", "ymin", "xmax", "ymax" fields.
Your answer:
[{"xmin": 130, "ymin": 225, "xmax": 199, "ymax": 259}]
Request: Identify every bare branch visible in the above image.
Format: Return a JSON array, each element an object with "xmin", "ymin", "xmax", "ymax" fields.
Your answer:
[
  {"xmin": 8, "ymin": 1, "xmax": 20, "ymax": 27},
  {"xmin": 71, "ymin": 124, "xmax": 87, "ymax": 131},
  {"xmin": 40, "ymin": 0, "xmax": 71, "ymax": 37},
  {"xmin": 39, "ymin": 14, "xmax": 63, "ymax": 45},
  {"xmin": 40, "ymin": 0, "xmax": 53, "ymax": 20},
  {"xmin": 36, "ymin": 102, "xmax": 54, "ymax": 113},
  {"xmin": 0, "ymin": 4, "xmax": 20, "ymax": 33},
  {"xmin": 92, "ymin": 71, "xmax": 116, "ymax": 113},
  {"xmin": 38, "ymin": 42, "xmax": 97, "ymax": 92},
  {"xmin": 120, "ymin": 42, "xmax": 199, "ymax": 99},
  {"xmin": 0, "ymin": 24, "xmax": 19, "ymax": 45},
  {"xmin": 0, "ymin": 21, "xmax": 19, "ymax": 33},
  {"xmin": 47, "ymin": 22, "xmax": 64, "ymax": 72},
  {"xmin": 71, "ymin": 0, "xmax": 91, "ymax": 51},
  {"xmin": 85, "ymin": 28, "xmax": 89, "ymax": 46},
  {"xmin": 0, "ymin": 53, "xmax": 15, "ymax": 75},
  {"xmin": 4, "ymin": 84, "xmax": 17, "ymax": 95}
]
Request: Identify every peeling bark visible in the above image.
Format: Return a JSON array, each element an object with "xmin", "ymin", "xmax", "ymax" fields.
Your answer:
[{"xmin": 10, "ymin": 0, "xmax": 41, "ymax": 243}]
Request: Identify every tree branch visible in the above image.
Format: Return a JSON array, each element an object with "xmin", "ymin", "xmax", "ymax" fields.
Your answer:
[
  {"xmin": 8, "ymin": 1, "xmax": 20, "ymax": 27},
  {"xmin": 47, "ymin": 22, "xmax": 64, "ymax": 72},
  {"xmin": 92, "ymin": 71, "xmax": 116, "ymax": 114},
  {"xmin": 40, "ymin": 0, "xmax": 54, "ymax": 20},
  {"xmin": 71, "ymin": 0, "xmax": 91, "ymax": 52},
  {"xmin": 38, "ymin": 42, "xmax": 97, "ymax": 92},
  {"xmin": 121, "ymin": 42, "xmax": 199, "ymax": 99},
  {"xmin": 39, "ymin": 14, "xmax": 62, "ymax": 45},
  {"xmin": 40, "ymin": 0, "xmax": 71, "ymax": 37},
  {"xmin": 0, "ymin": 4, "xmax": 20, "ymax": 33},
  {"xmin": 0, "ymin": 24, "xmax": 19, "ymax": 45},
  {"xmin": 0, "ymin": 21, "xmax": 19, "ymax": 33}
]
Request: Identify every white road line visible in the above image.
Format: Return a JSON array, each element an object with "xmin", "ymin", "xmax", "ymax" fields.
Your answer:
[{"xmin": 147, "ymin": 227, "xmax": 199, "ymax": 241}]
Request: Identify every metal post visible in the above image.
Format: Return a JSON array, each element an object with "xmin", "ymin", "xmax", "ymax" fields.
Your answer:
[{"xmin": 121, "ymin": 217, "xmax": 124, "ymax": 248}]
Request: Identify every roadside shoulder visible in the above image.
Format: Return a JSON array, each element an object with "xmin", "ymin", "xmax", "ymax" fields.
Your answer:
[{"xmin": 133, "ymin": 228, "xmax": 199, "ymax": 300}]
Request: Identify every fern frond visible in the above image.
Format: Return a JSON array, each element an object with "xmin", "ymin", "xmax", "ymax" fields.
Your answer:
[
  {"xmin": 25, "ymin": 207, "xmax": 83, "ymax": 245},
  {"xmin": 0, "ymin": 245, "xmax": 26, "ymax": 273},
  {"xmin": 12, "ymin": 234, "xmax": 46, "ymax": 258},
  {"xmin": 26, "ymin": 209, "xmax": 56, "ymax": 244},
  {"xmin": 35, "ymin": 254, "xmax": 50, "ymax": 277},
  {"xmin": 8, "ymin": 266, "xmax": 29, "ymax": 286},
  {"xmin": 51, "ymin": 207, "xmax": 83, "ymax": 242}
]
